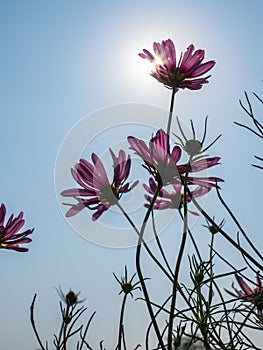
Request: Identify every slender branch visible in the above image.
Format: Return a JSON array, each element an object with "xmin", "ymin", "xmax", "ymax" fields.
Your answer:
[
  {"xmin": 216, "ymin": 185, "xmax": 263, "ymax": 261},
  {"xmin": 166, "ymin": 87, "xmax": 177, "ymax": 137},
  {"xmin": 63, "ymin": 305, "xmax": 70, "ymax": 350},
  {"xmin": 79, "ymin": 311, "xmax": 96, "ymax": 350},
  {"xmin": 151, "ymin": 211, "xmax": 173, "ymax": 277},
  {"xmin": 116, "ymin": 202, "xmax": 173, "ymax": 281},
  {"xmin": 30, "ymin": 294, "xmax": 47, "ymax": 350},
  {"xmin": 167, "ymin": 156, "xmax": 192, "ymax": 350},
  {"xmin": 190, "ymin": 194, "xmax": 263, "ymax": 272},
  {"xmin": 233, "ymin": 121, "xmax": 263, "ymax": 138},
  {"xmin": 136, "ymin": 184, "xmax": 166, "ymax": 350},
  {"xmin": 116, "ymin": 294, "xmax": 128, "ymax": 350}
]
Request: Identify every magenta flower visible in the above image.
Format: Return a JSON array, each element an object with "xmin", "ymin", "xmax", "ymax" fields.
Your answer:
[
  {"xmin": 128, "ymin": 129, "xmax": 181, "ymax": 186},
  {"xmin": 226, "ymin": 273, "xmax": 263, "ymax": 317},
  {"xmin": 139, "ymin": 38, "xmax": 215, "ymax": 90},
  {"xmin": 0, "ymin": 204, "xmax": 33, "ymax": 252},
  {"xmin": 143, "ymin": 178, "xmax": 213, "ymax": 211},
  {"xmin": 128, "ymin": 129, "xmax": 223, "ymax": 187},
  {"xmin": 61, "ymin": 149, "xmax": 138, "ymax": 221}
]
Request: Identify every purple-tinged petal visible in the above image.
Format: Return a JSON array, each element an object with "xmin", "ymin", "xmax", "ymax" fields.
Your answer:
[
  {"xmin": 92, "ymin": 153, "xmax": 109, "ymax": 184},
  {"xmin": 235, "ymin": 274, "xmax": 253, "ymax": 295},
  {"xmin": 5, "ymin": 219, "xmax": 25, "ymax": 238},
  {"xmin": 138, "ymin": 49, "xmax": 155, "ymax": 62},
  {"xmin": 182, "ymin": 77, "xmax": 211, "ymax": 90},
  {"xmin": 190, "ymin": 61, "xmax": 216, "ymax": 78},
  {"xmin": 171, "ymin": 145, "xmax": 182, "ymax": 163},
  {"xmin": 61, "ymin": 188, "xmax": 97, "ymax": 197},
  {"xmin": 0, "ymin": 204, "xmax": 6, "ymax": 226},
  {"xmin": 92, "ymin": 206, "xmax": 108, "ymax": 221},
  {"xmin": 65, "ymin": 202, "xmax": 85, "ymax": 217}
]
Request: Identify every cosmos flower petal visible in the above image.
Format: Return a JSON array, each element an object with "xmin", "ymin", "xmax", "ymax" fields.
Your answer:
[
  {"xmin": 5, "ymin": 219, "xmax": 25, "ymax": 238},
  {"xmin": 235, "ymin": 275, "xmax": 253, "ymax": 295},
  {"xmin": 0, "ymin": 204, "xmax": 6, "ymax": 226},
  {"xmin": 61, "ymin": 188, "xmax": 97, "ymax": 197},
  {"xmin": 190, "ymin": 61, "xmax": 216, "ymax": 78},
  {"xmin": 138, "ymin": 49, "xmax": 155, "ymax": 62},
  {"xmin": 92, "ymin": 153, "xmax": 109, "ymax": 184},
  {"xmin": 171, "ymin": 145, "xmax": 182, "ymax": 163}
]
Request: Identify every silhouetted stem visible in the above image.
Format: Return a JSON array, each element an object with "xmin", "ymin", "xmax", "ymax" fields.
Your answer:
[
  {"xmin": 166, "ymin": 87, "xmax": 176, "ymax": 137},
  {"xmin": 116, "ymin": 203, "xmax": 173, "ymax": 281},
  {"xmin": 136, "ymin": 184, "xmax": 166, "ymax": 350},
  {"xmin": 151, "ymin": 212, "xmax": 173, "ymax": 276},
  {"xmin": 167, "ymin": 156, "xmax": 192, "ymax": 350},
  {"xmin": 215, "ymin": 185, "xmax": 263, "ymax": 261},
  {"xmin": 116, "ymin": 293, "xmax": 128, "ymax": 350},
  {"xmin": 63, "ymin": 305, "xmax": 70, "ymax": 350},
  {"xmin": 190, "ymin": 195, "xmax": 263, "ymax": 272},
  {"xmin": 30, "ymin": 294, "xmax": 46, "ymax": 350}
]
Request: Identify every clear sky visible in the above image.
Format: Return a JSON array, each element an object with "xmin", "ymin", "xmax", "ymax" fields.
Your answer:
[{"xmin": 1, "ymin": 1, "xmax": 263, "ymax": 349}]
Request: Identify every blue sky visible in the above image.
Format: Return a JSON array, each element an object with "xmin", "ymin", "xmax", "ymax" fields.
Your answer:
[{"xmin": 1, "ymin": 1, "xmax": 263, "ymax": 349}]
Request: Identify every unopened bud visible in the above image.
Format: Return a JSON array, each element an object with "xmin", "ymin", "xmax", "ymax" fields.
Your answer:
[
  {"xmin": 184, "ymin": 139, "xmax": 202, "ymax": 156},
  {"xmin": 66, "ymin": 291, "xmax": 78, "ymax": 306}
]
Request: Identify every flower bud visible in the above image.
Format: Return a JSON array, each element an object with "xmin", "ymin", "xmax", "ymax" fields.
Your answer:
[
  {"xmin": 63, "ymin": 314, "xmax": 72, "ymax": 324},
  {"xmin": 194, "ymin": 269, "xmax": 204, "ymax": 285},
  {"xmin": 66, "ymin": 291, "xmax": 78, "ymax": 306},
  {"xmin": 122, "ymin": 282, "xmax": 133, "ymax": 295},
  {"xmin": 184, "ymin": 139, "xmax": 202, "ymax": 156}
]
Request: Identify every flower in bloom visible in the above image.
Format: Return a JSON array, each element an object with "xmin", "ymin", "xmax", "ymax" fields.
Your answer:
[
  {"xmin": 139, "ymin": 38, "xmax": 215, "ymax": 90},
  {"xmin": 226, "ymin": 273, "xmax": 263, "ymax": 317},
  {"xmin": 128, "ymin": 129, "xmax": 181, "ymax": 186},
  {"xmin": 143, "ymin": 178, "xmax": 214, "ymax": 211},
  {"xmin": 61, "ymin": 149, "xmax": 138, "ymax": 221},
  {"xmin": 128, "ymin": 129, "xmax": 223, "ymax": 188},
  {"xmin": 0, "ymin": 204, "xmax": 33, "ymax": 252}
]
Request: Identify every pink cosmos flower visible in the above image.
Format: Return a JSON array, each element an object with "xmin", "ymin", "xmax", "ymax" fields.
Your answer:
[
  {"xmin": 226, "ymin": 273, "xmax": 263, "ymax": 317},
  {"xmin": 139, "ymin": 38, "xmax": 215, "ymax": 90},
  {"xmin": 61, "ymin": 149, "xmax": 138, "ymax": 221},
  {"xmin": 128, "ymin": 129, "xmax": 180, "ymax": 186},
  {"xmin": 128, "ymin": 129, "xmax": 223, "ymax": 187},
  {"xmin": 0, "ymin": 204, "xmax": 33, "ymax": 252},
  {"xmin": 143, "ymin": 178, "xmax": 213, "ymax": 211}
]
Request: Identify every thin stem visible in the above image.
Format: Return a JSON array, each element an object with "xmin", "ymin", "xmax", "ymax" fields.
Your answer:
[
  {"xmin": 116, "ymin": 293, "xmax": 128, "ymax": 350},
  {"xmin": 78, "ymin": 311, "xmax": 96, "ymax": 350},
  {"xmin": 167, "ymin": 156, "xmax": 192, "ymax": 350},
  {"xmin": 190, "ymin": 194, "xmax": 263, "ymax": 271},
  {"xmin": 116, "ymin": 202, "xmax": 173, "ymax": 281},
  {"xmin": 151, "ymin": 211, "xmax": 174, "ymax": 277},
  {"xmin": 166, "ymin": 87, "xmax": 176, "ymax": 137},
  {"xmin": 30, "ymin": 294, "xmax": 47, "ymax": 350},
  {"xmin": 215, "ymin": 185, "xmax": 263, "ymax": 261},
  {"xmin": 179, "ymin": 209, "xmax": 202, "ymax": 262},
  {"xmin": 136, "ymin": 184, "xmax": 166, "ymax": 350},
  {"xmin": 145, "ymin": 294, "xmax": 172, "ymax": 350},
  {"xmin": 63, "ymin": 305, "xmax": 70, "ymax": 350}
]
